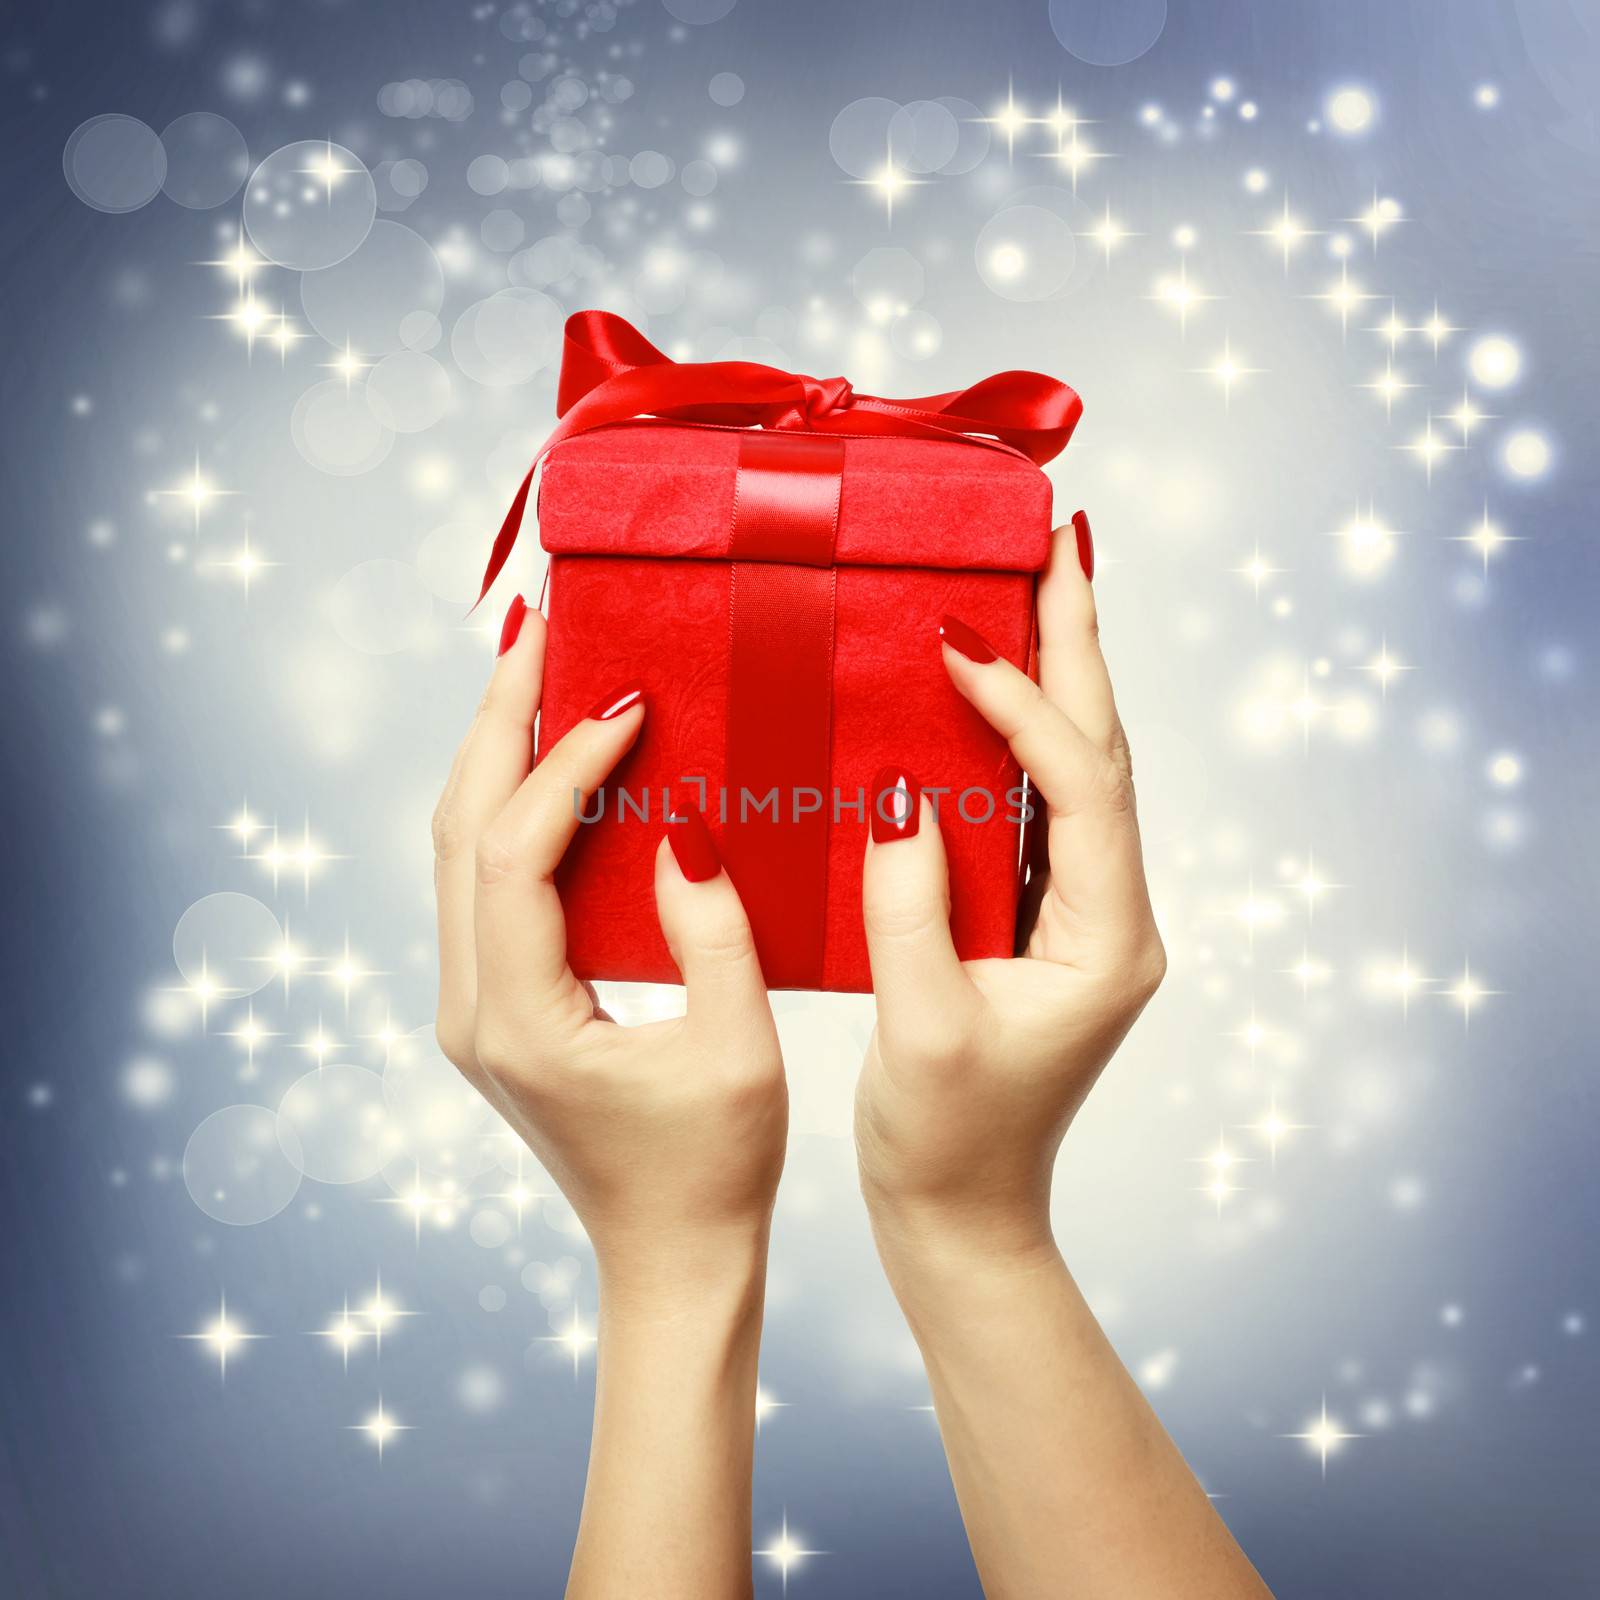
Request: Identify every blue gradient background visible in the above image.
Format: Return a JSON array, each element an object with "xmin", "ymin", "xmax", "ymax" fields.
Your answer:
[{"xmin": 3, "ymin": 1, "xmax": 1598, "ymax": 1595}]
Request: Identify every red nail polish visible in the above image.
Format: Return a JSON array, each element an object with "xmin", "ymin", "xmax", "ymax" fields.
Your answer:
[
  {"xmin": 1072, "ymin": 509, "xmax": 1094, "ymax": 582},
  {"xmin": 497, "ymin": 594, "xmax": 528, "ymax": 657},
  {"xmin": 666, "ymin": 808, "xmax": 720, "ymax": 882},
  {"xmin": 938, "ymin": 615, "xmax": 999, "ymax": 664},
  {"xmin": 585, "ymin": 681, "xmax": 644, "ymax": 721},
  {"xmin": 870, "ymin": 767, "xmax": 921, "ymax": 844}
]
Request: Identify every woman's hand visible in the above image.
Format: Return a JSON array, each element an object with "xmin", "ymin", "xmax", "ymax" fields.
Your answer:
[
  {"xmin": 856, "ymin": 514, "xmax": 1166, "ymax": 1273},
  {"xmin": 854, "ymin": 520, "xmax": 1270, "ymax": 1599},
  {"xmin": 432, "ymin": 599, "xmax": 787, "ymax": 1303},
  {"xmin": 431, "ymin": 597, "xmax": 786, "ymax": 1600}
]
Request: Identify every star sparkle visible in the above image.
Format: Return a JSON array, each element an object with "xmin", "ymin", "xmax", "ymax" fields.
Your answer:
[
  {"xmin": 1247, "ymin": 1094, "xmax": 1310, "ymax": 1166},
  {"xmin": 312, "ymin": 1299, "xmax": 372, "ymax": 1371},
  {"xmin": 301, "ymin": 140, "xmax": 356, "ymax": 197},
  {"xmin": 979, "ymin": 83, "xmax": 1029, "ymax": 159},
  {"xmin": 1194, "ymin": 1131, "xmax": 1250, "ymax": 1213},
  {"xmin": 320, "ymin": 339, "xmax": 370, "ymax": 389},
  {"xmin": 1383, "ymin": 945, "xmax": 1429, "ymax": 1018},
  {"xmin": 1087, "ymin": 201, "xmax": 1138, "ymax": 264},
  {"xmin": 1401, "ymin": 413, "xmax": 1459, "ymax": 483},
  {"xmin": 325, "ymin": 934, "xmax": 384, "ymax": 1010},
  {"xmin": 1250, "ymin": 193, "xmax": 1322, "ymax": 270},
  {"xmin": 178, "ymin": 1292, "xmax": 265, "ymax": 1379},
  {"xmin": 1149, "ymin": 259, "xmax": 1217, "ymax": 335},
  {"xmin": 756, "ymin": 1512, "xmax": 823, "ymax": 1593},
  {"xmin": 199, "ymin": 529, "xmax": 278, "ymax": 595},
  {"xmin": 250, "ymin": 820, "xmax": 343, "ymax": 896},
  {"xmin": 1311, "ymin": 264, "xmax": 1377, "ymax": 338},
  {"xmin": 1285, "ymin": 1397, "xmax": 1362, "ymax": 1475},
  {"xmin": 349, "ymin": 1396, "xmax": 411, "ymax": 1461},
  {"xmin": 1192, "ymin": 335, "xmax": 1260, "ymax": 408},
  {"xmin": 1447, "ymin": 960, "xmax": 1500, "ymax": 1028},
  {"xmin": 1361, "ymin": 358, "xmax": 1416, "ymax": 416},
  {"xmin": 755, "ymin": 1386, "xmax": 790, "ymax": 1432},
  {"xmin": 361, "ymin": 1273, "xmax": 418, "ymax": 1355},
  {"xmin": 1350, "ymin": 191, "xmax": 1403, "ymax": 250},
  {"xmin": 1446, "ymin": 389, "xmax": 1491, "ymax": 441},
  {"xmin": 1332, "ymin": 507, "xmax": 1402, "ymax": 578},
  {"xmin": 1362, "ymin": 640, "xmax": 1412, "ymax": 697},
  {"xmin": 200, "ymin": 227, "xmax": 266, "ymax": 294},
  {"xmin": 154, "ymin": 452, "xmax": 237, "ymax": 534},
  {"xmin": 226, "ymin": 1003, "xmax": 279, "ymax": 1069},
  {"xmin": 847, "ymin": 143, "xmax": 923, "ymax": 225},
  {"xmin": 1453, "ymin": 505, "xmax": 1520, "ymax": 574},
  {"xmin": 541, "ymin": 1306, "xmax": 597, "ymax": 1378},
  {"xmin": 1416, "ymin": 302, "xmax": 1455, "ymax": 353},
  {"xmin": 1234, "ymin": 545, "xmax": 1283, "ymax": 597}
]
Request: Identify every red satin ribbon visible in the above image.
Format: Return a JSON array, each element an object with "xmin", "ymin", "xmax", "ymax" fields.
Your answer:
[
  {"xmin": 476, "ymin": 309, "xmax": 1082, "ymax": 603},
  {"xmin": 722, "ymin": 434, "xmax": 844, "ymax": 988}
]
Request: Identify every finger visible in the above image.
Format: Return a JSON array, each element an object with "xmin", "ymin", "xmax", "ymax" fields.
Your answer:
[
  {"xmin": 654, "ymin": 813, "xmax": 776, "ymax": 1049},
  {"xmin": 1038, "ymin": 512, "xmax": 1127, "ymax": 772},
  {"xmin": 472, "ymin": 683, "xmax": 645, "ymax": 1042},
  {"xmin": 433, "ymin": 595, "xmax": 544, "ymax": 1058},
  {"xmin": 938, "ymin": 616, "xmax": 1149, "ymax": 938},
  {"xmin": 861, "ymin": 774, "xmax": 978, "ymax": 1054}
]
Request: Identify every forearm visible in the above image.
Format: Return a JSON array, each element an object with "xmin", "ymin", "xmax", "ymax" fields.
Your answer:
[
  {"xmin": 566, "ymin": 1252, "xmax": 767, "ymax": 1600},
  {"xmin": 879, "ymin": 1228, "xmax": 1270, "ymax": 1600}
]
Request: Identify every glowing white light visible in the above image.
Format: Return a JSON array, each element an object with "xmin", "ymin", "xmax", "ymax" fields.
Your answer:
[
  {"xmin": 1327, "ymin": 86, "xmax": 1375, "ymax": 134},
  {"xmin": 1502, "ymin": 429, "xmax": 1551, "ymax": 479},
  {"xmin": 1383, "ymin": 947, "xmax": 1429, "ymax": 1017},
  {"xmin": 1254, "ymin": 195, "xmax": 1320, "ymax": 268},
  {"xmin": 1455, "ymin": 505, "xmax": 1519, "ymax": 573},
  {"xmin": 757, "ymin": 1513, "xmax": 823, "ymax": 1593},
  {"xmin": 541, "ymin": 1307, "xmax": 597, "ymax": 1377},
  {"xmin": 1286, "ymin": 1397, "xmax": 1361, "ymax": 1474},
  {"xmin": 988, "ymin": 243, "xmax": 1027, "ymax": 282},
  {"xmin": 755, "ymin": 1386, "xmax": 790, "ymax": 1431},
  {"xmin": 1469, "ymin": 335, "xmax": 1521, "ymax": 389},
  {"xmin": 1088, "ymin": 203, "xmax": 1135, "ymax": 262},
  {"xmin": 178, "ymin": 1292, "xmax": 265, "ymax": 1379},
  {"xmin": 1234, "ymin": 546, "xmax": 1282, "ymax": 596},
  {"xmin": 1475, "ymin": 83, "xmax": 1500, "ymax": 109},
  {"xmin": 1335, "ymin": 510, "xmax": 1399, "ymax": 577},
  {"xmin": 1488, "ymin": 752, "xmax": 1522, "ymax": 787},
  {"xmin": 350, "ymin": 1397, "xmax": 411, "ymax": 1460},
  {"xmin": 1447, "ymin": 960, "xmax": 1499, "ymax": 1025},
  {"xmin": 1195, "ymin": 1132, "xmax": 1248, "ymax": 1212},
  {"xmin": 986, "ymin": 89, "xmax": 1029, "ymax": 157}
]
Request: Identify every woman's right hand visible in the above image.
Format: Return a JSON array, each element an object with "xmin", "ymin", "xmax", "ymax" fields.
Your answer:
[{"xmin": 430, "ymin": 598, "xmax": 789, "ymax": 1307}]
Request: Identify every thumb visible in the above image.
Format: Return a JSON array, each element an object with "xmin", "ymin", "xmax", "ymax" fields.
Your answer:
[
  {"xmin": 861, "ymin": 769, "xmax": 977, "ymax": 1056},
  {"xmin": 654, "ymin": 811, "xmax": 775, "ymax": 1047}
]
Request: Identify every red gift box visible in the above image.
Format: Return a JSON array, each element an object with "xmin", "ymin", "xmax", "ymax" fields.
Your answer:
[{"xmin": 482, "ymin": 312, "xmax": 1081, "ymax": 992}]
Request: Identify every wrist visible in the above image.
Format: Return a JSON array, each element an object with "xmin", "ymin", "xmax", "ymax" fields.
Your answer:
[
  {"xmin": 595, "ymin": 1219, "xmax": 771, "ymax": 1335},
  {"xmin": 863, "ymin": 1190, "xmax": 1062, "ymax": 1332}
]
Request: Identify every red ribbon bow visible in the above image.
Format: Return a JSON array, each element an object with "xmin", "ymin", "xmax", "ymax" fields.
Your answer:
[{"xmin": 477, "ymin": 309, "xmax": 1082, "ymax": 603}]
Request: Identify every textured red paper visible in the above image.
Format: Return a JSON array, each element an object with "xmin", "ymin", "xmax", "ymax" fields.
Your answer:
[{"xmin": 536, "ymin": 422, "xmax": 1054, "ymax": 992}]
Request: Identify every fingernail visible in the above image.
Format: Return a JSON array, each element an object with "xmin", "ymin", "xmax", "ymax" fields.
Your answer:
[
  {"xmin": 870, "ymin": 766, "xmax": 921, "ymax": 845},
  {"xmin": 666, "ymin": 807, "xmax": 720, "ymax": 882},
  {"xmin": 1072, "ymin": 509, "xmax": 1094, "ymax": 582},
  {"xmin": 938, "ymin": 615, "xmax": 999, "ymax": 664},
  {"xmin": 585, "ymin": 681, "xmax": 645, "ymax": 721},
  {"xmin": 497, "ymin": 594, "xmax": 528, "ymax": 657}
]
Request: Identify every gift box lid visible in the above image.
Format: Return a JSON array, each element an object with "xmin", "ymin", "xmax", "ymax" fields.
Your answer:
[{"xmin": 538, "ymin": 421, "xmax": 1055, "ymax": 573}]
